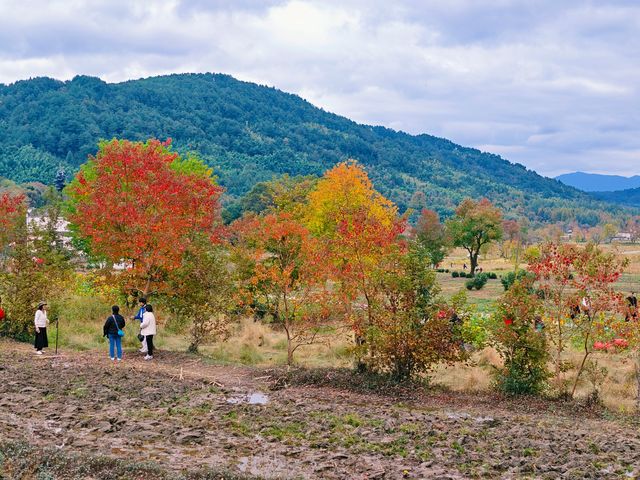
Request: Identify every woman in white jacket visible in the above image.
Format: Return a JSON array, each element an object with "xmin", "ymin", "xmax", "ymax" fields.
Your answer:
[
  {"xmin": 34, "ymin": 302, "xmax": 48, "ymax": 355},
  {"xmin": 140, "ymin": 304, "xmax": 157, "ymax": 360}
]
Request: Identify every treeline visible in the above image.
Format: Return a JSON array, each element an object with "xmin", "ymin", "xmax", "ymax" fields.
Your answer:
[{"xmin": 0, "ymin": 73, "xmax": 629, "ymax": 225}]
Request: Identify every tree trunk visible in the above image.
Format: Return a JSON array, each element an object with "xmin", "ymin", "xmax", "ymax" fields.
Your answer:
[
  {"xmin": 571, "ymin": 331, "xmax": 591, "ymax": 398},
  {"xmin": 470, "ymin": 251, "xmax": 479, "ymax": 275}
]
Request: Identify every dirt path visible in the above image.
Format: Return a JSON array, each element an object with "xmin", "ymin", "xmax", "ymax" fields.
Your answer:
[{"xmin": 1, "ymin": 341, "xmax": 640, "ymax": 479}]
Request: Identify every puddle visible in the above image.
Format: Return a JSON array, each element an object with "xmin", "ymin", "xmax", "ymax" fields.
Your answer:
[{"xmin": 226, "ymin": 392, "xmax": 269, "ymax": 405}]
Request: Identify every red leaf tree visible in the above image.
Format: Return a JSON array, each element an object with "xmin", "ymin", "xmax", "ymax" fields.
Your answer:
[
  {"xmin": 0, "ymin": 192, "xmax": 26, "ymax": 251},
  {"xmin": 528, "ymin": 243, "xmax": 627, "ymax": 397},
  {"xmin": 66, "ymin": 139, "xmax": 224, "ymax": 297}
]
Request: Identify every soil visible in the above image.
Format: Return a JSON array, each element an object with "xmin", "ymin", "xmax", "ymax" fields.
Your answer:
[{"xmin": 1, "ymin": 340, "xmax": 640, "ymax": 479}]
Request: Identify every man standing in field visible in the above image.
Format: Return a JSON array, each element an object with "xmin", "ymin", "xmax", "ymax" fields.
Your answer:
[{"xmin": 133, "ymin": 297, "xmax": 148, "ymax": 353}]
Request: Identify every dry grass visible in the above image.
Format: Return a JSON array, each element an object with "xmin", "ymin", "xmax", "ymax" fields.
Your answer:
[{"xmin": 199, "ymin": 317, "xmax": 353, "ymax": 368}]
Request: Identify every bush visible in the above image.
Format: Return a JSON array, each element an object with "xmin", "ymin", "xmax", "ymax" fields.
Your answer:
[
  {"xmin": 361, "ymin": 253, "xmax": 467, "ymax": 381},
  {"xmin": 466, "ymin": 272, "xmax": 475, "ymax": 278},
  {"xmin": 452, "ymin": 271, "xmax": 459, "ymax": 278},
  {"xmin": 465, "ymin": 273, "xmax": 488, "ymax": 290},
  {"xmin": 501, "ymin": 269, "xmax": 534, "ymax": 291},
  {"xmin": 488, "ymin": 272, "xmax": 498, "ymax": 279},
  {"xmin": 490, "ymin": 281, "xmax": 549, "ymax": 395}
]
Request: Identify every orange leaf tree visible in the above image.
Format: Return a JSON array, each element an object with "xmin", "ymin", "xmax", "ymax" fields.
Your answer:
[
  {"xmin": 305, "ymin": 161, "xmax": 405, "ymax": 368},
  {"xmin": 65, "ymin": 139, "xmax": 224, "ymax": 298},
  {"xmin": 233, "ymin": 212, "xmax": 332, "ymax": 365}
]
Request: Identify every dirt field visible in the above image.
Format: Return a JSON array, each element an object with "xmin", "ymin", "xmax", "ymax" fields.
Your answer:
[{"xmin": 2, "ymin": 341, "xmax": 640, "ymax": 479}]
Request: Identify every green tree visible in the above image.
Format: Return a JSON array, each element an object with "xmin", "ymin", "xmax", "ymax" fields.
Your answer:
[
  {"xmin": 413, "ymin": 208, "xmax": 449, "ymax": 267},
  {"xmin": 490, "ymin": 279, "xmax": 549, "ymax": 395},
  {"xmin": 166, "ymin": 237, "xmax": 236, "ymax": 353},
  {"xmin": 446, "ymin": 198, "xmax": 503, "ymax": 274}
]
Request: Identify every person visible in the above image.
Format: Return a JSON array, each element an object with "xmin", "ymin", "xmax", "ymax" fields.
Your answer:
[
  {"xmin": 140, "ymin": 304, "xmax": 157, "ymax": 361},
  {"xmin": 625, "ymin": 292, "xmax": 638, "ymax": 322},
  {"xmin": 34, "ymin": 302, "xmax": 48, "ymax": 355},
  {"xmin": 0, "ymin": 296, "xmax": 5, "ymax": 323},
  {"xmin": 463, "ymin": 263, "xmax": 467, "ymax": 270},
  {"xmin": 534, "ymin": 315, "xmax": 545, "ymax": 333},
  {"xmin": 103, "ymin": 305, "xmax": 126, "ymax": 361},
  {"xmin": 133, "ymin": 297, "xmax": 148, "ymax": 353}
]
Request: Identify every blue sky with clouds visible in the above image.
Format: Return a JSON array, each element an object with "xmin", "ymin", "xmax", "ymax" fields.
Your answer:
[{"xmin": 0, "ymin": 0, "xmax": 638, "ymax": 177}]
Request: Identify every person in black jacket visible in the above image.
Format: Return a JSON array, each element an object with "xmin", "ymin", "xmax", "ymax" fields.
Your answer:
[{"xmin": 103, "ymin": 305, "xmax": 126, "ymax": 361}]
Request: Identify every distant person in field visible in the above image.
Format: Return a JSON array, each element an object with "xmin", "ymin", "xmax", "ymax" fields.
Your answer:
[
  {"xmin": 103, "ymin": 305, "xmax": 126, "ymax": 361},
  {"xmin": 0, "ymin": 296, "xmax": 5, "ymax": 323},
  {"xmin": 133, "ymin": 297, "xmax": 148, "ymax": 353},
  {"xmin": 34, "ymin": 302, "xmax": 48, "ymax": 355},
  {"xmin": 140, "ymin": 304, "xmax": 157, "ymax": 361},
  {"xmin": 626, "ymin": 292, "xmax": 638, "ymax": 322},
  {"xmin": 463, "ymin": 263, "xmax": 467, "ymax": 270}
]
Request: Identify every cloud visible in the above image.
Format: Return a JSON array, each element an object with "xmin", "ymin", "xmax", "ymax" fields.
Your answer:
[{"xmin": 0, "ymin": 0, "xmax": 638, "ymax": 177}]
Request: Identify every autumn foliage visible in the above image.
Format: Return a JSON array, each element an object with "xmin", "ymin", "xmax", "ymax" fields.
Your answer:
[
  {"xmin": 0, "ymin": 192, "xmax": 26, "ymax": 250},
  {"xmin": 233, "ymin": 212, "xmax": 331, "ymax": 365},
  {"xmin": 65, "ymin": 139, "xmax": 224, "ymax": 296},
  {"xmin": 528, "ymin": 243, "xmax": 627, "ymax": 396}
]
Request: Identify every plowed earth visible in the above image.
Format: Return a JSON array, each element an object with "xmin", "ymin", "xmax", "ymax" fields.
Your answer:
[{"xmin": 1, "ymin": 341, "xmax": 639, "ymax": 479}]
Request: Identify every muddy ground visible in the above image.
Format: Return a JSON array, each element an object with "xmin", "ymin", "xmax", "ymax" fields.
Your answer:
[{"xmin": 1, "ymin": 341, "xmax": 640, "ymax": 479}]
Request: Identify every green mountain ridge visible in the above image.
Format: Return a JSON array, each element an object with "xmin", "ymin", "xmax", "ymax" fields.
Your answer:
[
  {"xmin": 0, "ymin": 72, "xmax": 627, "ymax": 225},
  {"xmin": 592, "ymin": 188, "xmax": 640, "ymax": 208}
]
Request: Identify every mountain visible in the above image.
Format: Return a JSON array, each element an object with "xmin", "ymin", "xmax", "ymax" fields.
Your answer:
[
  {"xmin": 0, "ymin": 73, "xmax": 628, "ymax": 225},
  {"xmin": 556, "ymin": 172, "xmax": 640, "ymax": 192},
  {"xmin": 591, "ymin": 188, "xmax": 640, "ymax": 208}
]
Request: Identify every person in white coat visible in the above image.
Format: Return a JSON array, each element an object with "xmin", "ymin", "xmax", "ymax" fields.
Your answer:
[
  {"xmin": 34, "ymin": 302, "xmax": 48, "ymax": 355},
  {"xmin": 140, "ymin": 304, "xmax": 157, "ymax": 360}
]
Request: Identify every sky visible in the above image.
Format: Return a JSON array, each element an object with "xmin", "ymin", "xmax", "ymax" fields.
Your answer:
[{"xmin": 0, "ymin": 0, "xmax": 638, "ymax": 178}]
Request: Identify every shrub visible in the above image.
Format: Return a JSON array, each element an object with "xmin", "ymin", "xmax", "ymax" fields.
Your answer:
[
  {"xmin": 452, "ymin": 271, "xmax": 459, "ymax": 278},
  {"xmin": 490, "ymin": 280, "xmax": 549, "ymax": 395},
  {"xmin": 465, "ymin": 273, "xmax": 488, "ymax": 290},
  {"xmin": 501, "ymin": 269, "xmax": 534, "ymax": 291},
  {"xmin": 466, "ymin": 272, "xmax": 475, "ymax": 278},
  {"xmin": 488, "ymin": 272, "xmax": 498, "ymax": 279},
  {"xmin": 362, "ymin": 253, "xmax": 467, "ymax": 381}
]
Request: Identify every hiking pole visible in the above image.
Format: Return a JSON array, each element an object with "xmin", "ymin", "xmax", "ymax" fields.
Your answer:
[{"xmin": 55, "ymin": 317, "xmax": 59, "ymax": 355}]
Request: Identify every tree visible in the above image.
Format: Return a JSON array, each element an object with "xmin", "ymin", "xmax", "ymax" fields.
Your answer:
[
  {"xmin": 490, "ymin": 279, "xmax": 549, "ymax": 394},
  {"xmin": 413, "ymin": 208, "xmax": 448, "ymax": 267},
  {"xmin": 602, "ymin": 223, "xmax": 617, "ymax": 243},
  {"xmin": 65, "ymin": 139, "xmax": 224, "ymax": 298},
  {"xmin": 364, "ymin": 251, "xmax": 466, "ymax": 380},
  {"xmin": 0, "ymin": 192, "xmax": 26, "ymax": 252},
  {"xmin": 54, "ymin": 167, "xmax": 66, "ymax": 192},
  {"xmin": 305, "ymin": 161, "xmax": 404, "ymax": 368},
  {"xmin": 567, "ymin": 244, "xmax": 627, "ymax": 397},
  {"xmin": 233, "ymin": 212, "xmax": 332, "ymax": 365},
  {"xmin": 0, "ymin": 196, "xmax": 71, "ymax": 340},
  {"xmin": 528, "ymin": 242, "xmax": 627, "ymax": 397},
  {"xmin": 625, "ymin": 216, "xmax": 640, "ymax": 243},
  {"xmin": 167, "ymin": 237, "xmax": 235, "ymax": 353},
  {"xmin": 446, "ymin": 198, "xmax": 503, "ymax": 274}
]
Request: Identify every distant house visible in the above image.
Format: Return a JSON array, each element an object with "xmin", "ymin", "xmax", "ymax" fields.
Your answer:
[
  {"xmin": 26, "ymin": 209, "xmax": 74, "ymax": 249},
  {"xmin": 612, "ymin": 232, "xmax": 632, "ymax": 243}
]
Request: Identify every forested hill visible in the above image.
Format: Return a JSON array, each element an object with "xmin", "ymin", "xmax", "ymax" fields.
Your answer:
[{"xmin": 0, "ymin": 73, "xmax": 624, "ymax": 225}]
